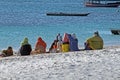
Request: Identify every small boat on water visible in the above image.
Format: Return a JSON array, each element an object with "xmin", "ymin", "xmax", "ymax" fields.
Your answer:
[
  {"xmin": 85, "ymin": 0, "xmax": 120, "ymax": 7},
  {"xmin": 85, "ymin": 2, "xmax": 119, "ymax": 7},
  {"xmin": 46, "ymin": 12, "xmax": 90, "ymax": 16},
  {"xmin": 111, "ymin": 29, "xmax": 120, "ymax": 35}
]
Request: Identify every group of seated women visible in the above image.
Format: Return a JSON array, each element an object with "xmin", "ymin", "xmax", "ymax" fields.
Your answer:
[
  {"xmin": 48, "ymin": 31, "xmax": 103, "ymax": 53},
  {"xmin": 19, "ymin": 37, "xmax": 47, "ymax": 56},
  {"xmin": 0, "ymin": 31, "xmax": 104, "ymax": 57},
  {"xmin": 0, "ymin": 37, "xmax": 47, "ymax": 57},
  {"xmin": 49, "ymin": 33, "xmax": 80, "ymax": 53}
]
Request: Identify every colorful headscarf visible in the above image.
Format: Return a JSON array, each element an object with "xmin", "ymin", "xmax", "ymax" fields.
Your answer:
[
  {"xmin": 21, "ymin": 37, "xmax": 29, "ymax": 46},
  {"xmin": 35, "ymin": 37, "xmax": 46, "ymax": 49},
  {"xmin": 71, "ymin": 33, "xmax": 77, "ymax": 39},
  {"xmin": 63, "ymin": 33, "xmax": 69, "ymax": 43}
]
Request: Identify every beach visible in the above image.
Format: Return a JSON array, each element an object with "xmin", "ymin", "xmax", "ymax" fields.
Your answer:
[
  {"xmin": 0, "ymin": 0, "xmax": 120, "ymax": 80},
  {"xmin": 0, "ymin": 46, "xmax": 120, "ymax": 80}
]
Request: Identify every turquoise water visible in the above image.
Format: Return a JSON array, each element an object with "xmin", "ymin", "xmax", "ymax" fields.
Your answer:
[{"xmin": 0, "ymin": 0, "xmax": 120, "ymax": 50}]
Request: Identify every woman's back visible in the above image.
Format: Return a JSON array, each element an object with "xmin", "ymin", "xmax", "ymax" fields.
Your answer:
[
  {"xmin": 20, "ymin": 44, "xmax": 32, "ymax": 56},
  {"xmin": 87, "ymin": 36, "xmax": 103, "ymax": 49}
]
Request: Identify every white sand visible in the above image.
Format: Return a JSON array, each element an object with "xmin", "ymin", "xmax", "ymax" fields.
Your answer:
[{"xmin": 0, "ymin": 46, "xmax": 120, "ymax": 80}]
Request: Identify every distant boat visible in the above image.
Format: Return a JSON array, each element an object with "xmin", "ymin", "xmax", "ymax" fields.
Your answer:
[
  {"xmin": 108, "ymin": 1, "xmax": 120, "ymax": 5},
  {"xmin": 111, "ymin": 29, "xmax": 120, "ymax": 35},
  {"xmin": 85, "ymin": 2, "xmax": 119, "ymax": 7},
  {"xmin": 85, "ymin": 0, "xmax": 120, "ymax": 7},
  {"xmin": 46, "ymin": 12, "xmax": 90, "ymax": 16}
]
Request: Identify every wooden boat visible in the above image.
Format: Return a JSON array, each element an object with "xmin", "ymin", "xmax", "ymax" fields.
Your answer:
[
  {"xmin": 46, "ymin": 12, "xmax": 90, "ymax": 16},
  {"xmin": 111, "ymin": 29, "xmax": 120, "ymax": 35},
  {"xmin": 85, "ymin": 0, "xmax": 120, "ymax": 7},
  {"xmin": 85, "ymin": 2, "xmax": 119, "ymax": 7}
]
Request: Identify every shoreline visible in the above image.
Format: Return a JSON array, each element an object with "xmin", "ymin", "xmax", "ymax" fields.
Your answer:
[
  {"xmin": 0, "ymin": 45, "xmax": 120, "ymax": 57},
  {"xmin": 0, "ymin": 45, "xmax": 120, "ymax": 60}
]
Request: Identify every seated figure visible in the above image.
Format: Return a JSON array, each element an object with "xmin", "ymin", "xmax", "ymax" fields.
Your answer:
[
  {"xmin": 0, "ymin": 46, "xmax": 13, "ymax": 57},
  {"xmin": 62, "ymin": 33, "xmax": 70, "ymax": 52},
  {"xmin": 31, "ymin": 37, "xmax": 46, "ymax": 54},
  {"xmin": 62, "ymin": 33, "xmax": 79, "ymax": 52},
  {"xmin": 49, "ymin": 40, "xmax": 57, "ymax": 53},
  {"xmin": 56, "ymin": 33, "xmax": 62, "ymax": 52},
  {"xmin": 84, "ymin": 31, "xmax": 104, "ymax": 50},
  {"xmin": 68, "ymin": 33, "xmax": 79, "ymax": 51},
  {"xmin": 19, "ymin": 37, "xmax": 32, "ymax": 56}
]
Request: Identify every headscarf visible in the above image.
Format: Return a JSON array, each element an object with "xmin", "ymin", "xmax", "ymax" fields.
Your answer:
[
  {"xmin": 21, "ymin": 37, "xmax": 29, "ymax": 46},
  {"xmin": 36, "ymin": 37, "xmax": 42, "ymax": 46},
  {"xmin": 35, "ymin": 37, "xmax": 46, "ymax": 48},
  {"xmin": 71, "ymin": 33, "xmax": 77, "ymax": 39},
  {"xmin": 94, "ymin": 31, "xmax": 99, "ymax": 36},
  {"xmin": 7, "ymin": 46, "xmax": 12, "ymax": 50},
  {"xmin": 63, "ymin": 33, "xmax": 69, "ymax": 43}
]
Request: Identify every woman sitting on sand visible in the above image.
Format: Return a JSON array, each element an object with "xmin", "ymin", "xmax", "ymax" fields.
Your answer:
[
  {"xmin": 84, "ymin": 31, "xmax": 104, "ymax": 50},
  {"xmin": 56, "ymin": 33, "xmax": 62, "ymax": 52},
  {"xmin": 49, "ymin": 40, "xmax": 58, "ymax": 53},
  {"xmin": 0, "ymin": 46, "xmax": 13, "ymax": 57},
  {"xmin": 19, "ymin": 37, "xmax": 32, "ymax": 56},
  {"xmin": 68, "ymin": 33, "xmax": 79, "ymax": 51},
  {"xmin": 31, "ymin": 37, "xmax": 46, "ymax": 54}
]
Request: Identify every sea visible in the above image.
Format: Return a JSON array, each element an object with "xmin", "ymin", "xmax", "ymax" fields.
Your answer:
[{"xmin": 0, "ymin": 0, "xmax": 120, "ymax": 50}]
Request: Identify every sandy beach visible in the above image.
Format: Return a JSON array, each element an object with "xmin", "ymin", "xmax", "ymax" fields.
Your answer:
[{"xmin": 0, "ymin": 46, "xmax": 120, "ymax": 80}]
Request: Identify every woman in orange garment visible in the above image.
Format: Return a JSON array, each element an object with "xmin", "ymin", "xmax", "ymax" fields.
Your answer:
[{"xmin": 31, "ymin": 37, "xmax": 47, "ymax": 54}]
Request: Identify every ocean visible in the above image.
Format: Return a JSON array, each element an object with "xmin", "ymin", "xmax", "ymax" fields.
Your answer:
[{"xmin": 0, "ymin": 0, "xmax": 120, "ymax": 50}]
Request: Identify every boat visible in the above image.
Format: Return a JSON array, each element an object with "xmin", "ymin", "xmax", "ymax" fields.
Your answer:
[
  {"xmin": 111, "ymin": 29, "xmax": 120, "ymax": 35},
  {"xmin": 46, "ymin": 12, "xmax": 90, "ymax": 16},
  {"xmin": 85, "ymin": 0, "xmax": 120, "ymax": 7},
  {"xmin": 85, "ymin": 2, "xmax": 119, "ymax": 7},
  {"xmin": 108, "ymin": 1, "xmax": 120, "ymax": 5}
]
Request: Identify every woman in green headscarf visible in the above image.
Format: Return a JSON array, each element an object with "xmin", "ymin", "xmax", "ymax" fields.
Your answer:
[
  {"xmin": 20, "ymin": 37, "xmax": 32, "ymax": 56},
  {"xmin": 21, "ymin": 37, "xmax": 29, "ymax": 46}
]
